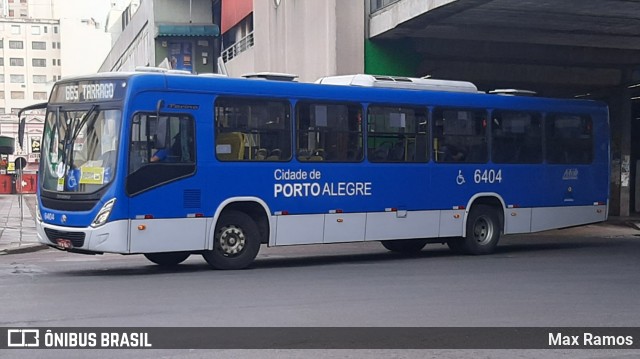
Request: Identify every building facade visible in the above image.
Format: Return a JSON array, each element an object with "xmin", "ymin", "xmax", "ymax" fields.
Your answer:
[
  {"xmin": 0, "ymin": 17, "xmax": 60, "ymax": 174},
  {"xmin": 100, "ymin": 0, "xmax": 363, "ymax": 83},
  {"xmin": 0, "ymin": 18, "xmax": 60, "ymax": 115},
  {"xmin": 99, "ymin": 0, "xmax": 219, "ymax": 74},
  {"xmin": 221, "ymin": 0, "xmax": 364, "ymax": 83},
  {"xmin": 0, "ymin": 0, "xmax": 111, "ymax": 179}
]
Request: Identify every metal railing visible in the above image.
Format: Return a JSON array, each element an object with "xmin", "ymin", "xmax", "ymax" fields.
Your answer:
[
  {"xmin": 370, "ymin": 0, "xmax": 402, "ymax": 13},
  {"xmin": 221, "ymin": 32, "xmax": 255, "ymax": 63}
]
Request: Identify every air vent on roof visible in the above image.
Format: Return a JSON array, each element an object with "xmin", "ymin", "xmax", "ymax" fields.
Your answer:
[
  {"xmin": 135, "ymin": 66, "xmax": 191, "ymax": 75},
  {"xmin": 373, "ymin": 75, "xmax": 412, "ymax": 82},
  {"xmin": 489, "ymin": 89, "xmax": 537, "ymax": 96},
  {"xmin": 315, "ymin": 74, "xmax": 478, "ymax": 93},
  {"xmin": 198, "ymin": 73, "xmax": 228, "ymax": 78},
  {"xmin": 242, "ymin": 72, "xmax": 298, "ymax": 81}
]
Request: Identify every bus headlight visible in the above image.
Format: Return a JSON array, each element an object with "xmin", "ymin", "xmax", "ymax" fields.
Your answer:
[{"xmin": 91, "ymin": 198, "xmax": 116, "ymax": 228}]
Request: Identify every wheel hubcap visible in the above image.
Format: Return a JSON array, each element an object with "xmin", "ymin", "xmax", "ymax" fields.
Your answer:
[
  {"xmin": 218, "ymin": 225, "xmax": 246, "ymax": 256},
  {"xmin": 473, "ymin": 216, "xmax": 493, "ymax": 245}
]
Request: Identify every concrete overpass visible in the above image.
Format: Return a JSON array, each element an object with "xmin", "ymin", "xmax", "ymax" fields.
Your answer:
[{"xmin": 368, "ymin": 0, "xmax": 640, "ymax": 216}]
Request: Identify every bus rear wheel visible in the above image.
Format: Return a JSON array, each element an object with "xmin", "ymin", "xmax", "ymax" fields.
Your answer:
[
  {"xmin": 381, "ymin": 239, "xmax": 428, "ymax": 253},
  {"xmin": 144, "ymin": 252, "xmax": 190, "ymax": 266},
  {"xmin": 451, "ymin": 205, "xmax": 501, "ymax": 255},
  {"xmin": 203, "ymin": 210, "xmax": 261, "ymax": 270}
]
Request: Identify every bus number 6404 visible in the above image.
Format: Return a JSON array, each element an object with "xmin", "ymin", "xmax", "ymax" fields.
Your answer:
[{"xmin": 474, "ymin": 169, "xmax": 502, "ymax": 184}]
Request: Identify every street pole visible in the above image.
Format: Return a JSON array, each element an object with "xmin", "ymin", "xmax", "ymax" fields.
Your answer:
[{"xmin": 19, "ymin": 168, "xmax": 23, "ymax": 219}]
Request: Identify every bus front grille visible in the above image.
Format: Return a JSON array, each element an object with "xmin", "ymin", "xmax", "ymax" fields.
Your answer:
[{"xmin": 44, "ymin": 228, "xmax": 86, "ymax": 247}]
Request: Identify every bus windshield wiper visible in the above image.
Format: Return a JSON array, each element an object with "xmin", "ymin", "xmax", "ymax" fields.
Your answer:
[
  {"xmin": 67, "ymin": 105, "xmax": 99, "ymax": 172},
  {"xmin": 55, "ymin": 106, "xmax": 70, "ymax": 167},
  {"xmin": 72, "ymin": 105, "xmax": 98, "ymax": 141}
]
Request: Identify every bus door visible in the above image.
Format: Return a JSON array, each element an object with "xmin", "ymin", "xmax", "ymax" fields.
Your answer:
[{"xmin": 126, "ymin": 110, "xmax": 207, "ymax": 253}]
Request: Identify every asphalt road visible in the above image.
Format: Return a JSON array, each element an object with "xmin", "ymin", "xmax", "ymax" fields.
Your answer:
[{"xmin": 1, "ymin": 223, "xmax": 639, "ymax": 358}]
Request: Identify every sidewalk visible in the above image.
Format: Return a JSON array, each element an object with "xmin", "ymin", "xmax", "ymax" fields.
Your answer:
[
  {"xmin": 0, "ymin": 194, "xmax": 46, "ymax": 255},
  {"xmin": 0, "ymin": 193, "xmax": 638, "ymax": 255}
]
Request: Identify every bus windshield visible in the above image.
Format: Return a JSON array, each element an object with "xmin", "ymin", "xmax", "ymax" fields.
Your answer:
[{"xmin": 41, "ymin": 106, "xmax": 122, "ymax": 193}]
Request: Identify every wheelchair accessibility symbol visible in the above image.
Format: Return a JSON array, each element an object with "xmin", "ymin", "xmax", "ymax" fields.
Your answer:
[{"xmin": 456, "ymin": 170, "xmax": 466, "ymax": 185}]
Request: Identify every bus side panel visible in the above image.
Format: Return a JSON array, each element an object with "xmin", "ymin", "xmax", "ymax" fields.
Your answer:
[
  {"xmin": 439, "ymin": 210, "xmax": 465, "ymax": 237},
  {"xmin": 324, "ymin": 213, "xmax": 366, "ymax": 243},
  {"xmin": 364, "ymin": 210, "xmax": 440, "ymax": 241},
  {"xmin": 504, "ymin": 207, "xmax": 532, "ymax": 234},
  {"xmin": 275, "ymin": 214, "xmax": 324, "ymax": 246},
  {"xmin": 530, "ymin": 205, "xmax": 607, "ymax": 232},
  {"xmin": 129, "ymin": 218, "xmax": 208, "ymax": 253}
]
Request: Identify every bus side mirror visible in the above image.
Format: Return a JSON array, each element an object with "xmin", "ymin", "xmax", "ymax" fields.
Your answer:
[{"xmin": 17, "ymin": 102, "xmax": 48, "ymax": 149}]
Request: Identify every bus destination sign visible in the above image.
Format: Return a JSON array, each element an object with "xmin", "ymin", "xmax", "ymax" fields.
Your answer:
[{"xmin": 50, "ymin": 80, "xmax": 127, "ymax": 104}]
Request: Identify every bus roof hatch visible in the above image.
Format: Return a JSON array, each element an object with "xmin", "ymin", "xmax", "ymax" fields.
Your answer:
[
  {"xmin": 488, "ymin": 89, "xmax": 537, "ymax": 96},
  {"xmin": 242, "ymin": 72, "xmax": 299, "ymax": 82}
]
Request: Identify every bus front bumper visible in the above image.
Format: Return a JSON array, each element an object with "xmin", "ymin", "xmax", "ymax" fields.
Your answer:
[{"xmin": 36, "ymin": 219, "xmax": 130, "ymax": 254}]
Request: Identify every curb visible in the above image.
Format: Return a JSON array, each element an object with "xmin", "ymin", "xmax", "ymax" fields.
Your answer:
[
  {"xmin": 625, "ymin": 221, "xmax": 640, "ymax": 231},
  {"xmin": 602, "ymin": 220, "xmax": 640, "ymax": 231},
  {"xmin": 0, "ymin": 243, "xmax": 50, "ymax": 255}
]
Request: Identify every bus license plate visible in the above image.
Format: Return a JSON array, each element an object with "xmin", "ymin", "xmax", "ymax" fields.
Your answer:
[{"xmin": 56, "ymin": 239, "xmax": 72, "ymax": 249}]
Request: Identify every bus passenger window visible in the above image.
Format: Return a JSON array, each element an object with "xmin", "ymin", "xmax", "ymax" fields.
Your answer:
[
  {"xmin": 367, "ymin": 106, "xmax": 428, "ymax": 163},
  {"xmin": 296, "ymin": 102, "xmax": 363, "ymax": 162},
  {"xmin": 214, "ymin": 97, "xmax": 291, "ymax": 161},
  {"xmin": 491, "ymin": 111, "xmax": 542, "ymax": 164},
  {"xmin": 433, "ymin": 108, "xmax": 487, "ymax": 163},
  {"xmin": 546, "ymin": 114, "xmax": 593, "ymax": 164}
]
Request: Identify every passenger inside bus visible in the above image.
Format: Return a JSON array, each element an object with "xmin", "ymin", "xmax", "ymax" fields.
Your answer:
[
  {"xmin": 388, "ymin": 141, "xmax": 405, "ymax": 161},
  {"xmin": 441, "ymin": 144, "xmax": 466, "ymax": 162},
  {"xmin": 151, "ymin": 131, "xmax": 193, "ymax": 163}
]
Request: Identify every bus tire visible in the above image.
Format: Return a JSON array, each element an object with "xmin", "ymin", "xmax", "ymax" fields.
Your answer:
[
  {"xmin": 203, "ymin": 210, "xmax": 261, "ymax": 270},
  {"xmin": 381, "ymin": 239, "xmax": 428, "ymax": 253},
  {"xmin": 462, "ymin": 205, "xmax": 501, "ymax": 255},
  {"xmin": 144, "ymin": 252, "xmax": 190, "ymax": 266}
]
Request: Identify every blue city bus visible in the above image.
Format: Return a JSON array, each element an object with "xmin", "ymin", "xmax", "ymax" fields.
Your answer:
[{"xmin": 21, "ymin": 71, "xmax": 610, "ymax": 269}]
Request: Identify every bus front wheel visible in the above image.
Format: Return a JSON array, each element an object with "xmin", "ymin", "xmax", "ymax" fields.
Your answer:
[
  {"xmin": 381, "ymin": 239, "xmax": 428, "ymax": 253},
  {"xmin": 449, "ymin": 205, "xmax": 501, "ymax": 255},
  {"xmin": 144, "ymin": 252, "xmax": 190, "ymax": 266},
  {"xmin": 203, "ymin": 210, "xmax": 261, "ymax": 270}
]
